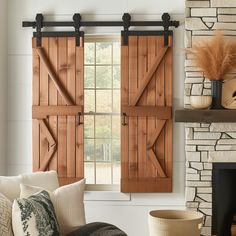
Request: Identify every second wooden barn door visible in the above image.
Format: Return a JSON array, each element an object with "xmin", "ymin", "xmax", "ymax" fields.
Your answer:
[
  {"xmin": 32, "ymin": 37, "xmax": 84, "ymax": 185},
  {"xmin": 121, "ymin": 35, "xmax": 173, "ymax": 192}
]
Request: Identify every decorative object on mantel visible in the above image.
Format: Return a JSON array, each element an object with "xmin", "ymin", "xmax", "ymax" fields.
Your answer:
[
  {"xmin": 186, "ymin": 31, "xmax": 236, "ymax": 109},
  {"xmin": 190, "ymin": 95, "xmax": 212, "ymax": 109},
  {"xmin": 222, "ymin": 78, "xmax": 236, "ymax": 109}
]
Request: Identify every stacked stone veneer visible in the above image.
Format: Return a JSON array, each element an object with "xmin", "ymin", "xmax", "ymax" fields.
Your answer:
[{"xmin": 185, "ymin": 0, "xmax": 236, "ymax": 235}]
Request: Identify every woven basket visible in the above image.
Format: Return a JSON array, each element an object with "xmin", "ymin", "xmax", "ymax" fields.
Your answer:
[{"xmin": 148, "ymin": 210, "xmax": 203, "ymax": 236}]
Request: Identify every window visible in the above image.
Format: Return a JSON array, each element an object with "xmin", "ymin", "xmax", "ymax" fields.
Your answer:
[{"xmin": 84, "ymin": 36, "xmax": 121, "ymax": 190}]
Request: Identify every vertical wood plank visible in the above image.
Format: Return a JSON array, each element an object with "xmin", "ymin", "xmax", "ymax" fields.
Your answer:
[
  {"xmin": 58, "ymin": 38, "xmax": 67, "ymax": 177},
  {"xmin": 67, "ymin": 37, "xmax": 76, "ymax": 177},
  {"xmin": 39, "ymin": 38, "xmax": 49, "ymax": 170},
  {"xmin": 155, "ymin": 37, "xmax": 166, "ymax": 171},
  {"xmin": 128, "ymin": 36, "xmax": 138, "ymax": 178},
  {"xmin": 165, "ymin": 36, "xmax": 173, "ymax": 178},
  {"xmin": 121, "ymin": 43, "xmax": 129, "ymax": 182},
  {"xmin": 121, "ymin": 34, "xmax": 173, "ymax": 192},
  {"xmin": 146, "ymin": 36, "xmax": 156, "ymax": 177},
  {"xmin": 48, "ymin": 37, "xmax": 58, "ymax": 171},
  {"xmin": 76, "ymin": 37, "xmax": 84, "ymax": 179},
  {"xmin": 32, "ymin": 38, "xmax": 40, "ymax": 171},
  {"xmin": 137, "ymin": 36, "xmax": 147, "ymax": 178}
]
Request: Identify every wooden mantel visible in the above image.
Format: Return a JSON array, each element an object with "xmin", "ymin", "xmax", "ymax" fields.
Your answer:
[{"xmin": 175, "ymin": 109, "xmax": 236, "ymax": 123}]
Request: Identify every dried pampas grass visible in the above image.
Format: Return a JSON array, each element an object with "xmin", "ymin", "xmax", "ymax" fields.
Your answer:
[{"xmin": 186, "ymin": 31, "xmax": 236, "ymax": 81}]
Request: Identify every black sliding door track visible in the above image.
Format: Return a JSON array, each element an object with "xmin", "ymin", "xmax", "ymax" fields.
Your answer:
[{"xmin": 22, "ymin": 13, "xmax": 179, "ymax": 46}]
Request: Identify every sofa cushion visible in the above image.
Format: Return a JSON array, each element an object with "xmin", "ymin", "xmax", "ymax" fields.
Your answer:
[
  {"xmin": 12, "ymin": 190, "xmax": 60, "ymax": 236},
  {"xmin": 20, "ymin": 170, "xmax": 59, "ymax": 191},
  {"xmin": 0, "ymin": 193, "xmax": 13, "ymax": 236},
  {"xmin": 0, "ymin": 176, "xmax": 21, "ymax": 202},
  {"xmin": 0, "ymin": 171, "xmax": 60, "ymax": 201},
  {"xmin": 65, "ymin": 222, "xmax": 127, "ymax": 236},
  {"xmin": 20, "ymin": 179, "xmax": 86, "ymax": 235}
]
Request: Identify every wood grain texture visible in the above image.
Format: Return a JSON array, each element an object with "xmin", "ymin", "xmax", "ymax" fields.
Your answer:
[
  {"xmin": 57, "ymin": 38, "xmax": 67, "ymax": 177},
  {"xmin": 128, "ymin": 36, "xmax": 138, "ymax": 178},
  {"xmin": 131, "ymin": 46, "xmax": 169, "ymax": 106},
  {"xmin": 148, "ymin": 149, "xmax": 166, "ymax": 178},
  {"xmin": 121, "ymin": 106, "xmax": 171, "ymax": 118},
  {"xmin": 121, "ymin": 177, "xmax": 171, "ymax": 193},
  {"xmin": 137, "ymin": 36, "xmax": 147, "ymax": 178},
  {"xmin": 32, "ymin": 36, "xmax": 84, "ymax": 185},
  {"xmin": 165, "ymin": 36, "xmax": 173, "ymax": 179},
  {"xmin": 39, "ymin": 38, "xmax": 49, "ymax": 171},
  {"xmin": 155, "ymin": 37, "xmax": 166, "ymax": 171},
  {"xmin": 121, "ymin": 34, "xmax": 173, "ymax": 193},
  {"xmin": 147, "ymin": 120, "xmax": 166, "ymax": 150},
  {"xmin": 121, "ymin": 44, "xmax": 129, "ymax": 180},
  {"xmin": 38, "ymin": 119, "xmax": 57, "ymax": 171},
  {"xmin": 36, "ymin": 47, "xmax": 74, "ymax": 105},
  {"xmin": 75, "ymin": 41, "xmax": 84, "ymax": 179},
  {"xmin": 147, "ymin": 36, "xmax": 157, "ymax": 177},
  {"xmin": 48, "ymin": 37, "xmax": 58, "ymax": 171},
  {"xmin": 67, "ymin": 37, "xmax": 76, "ymax": 177},
  {"xmin": 32, "ymin": 38, "xmax": 40, "ymax": 172},
  {"xmin": 32, "ymin": 105, "xmax": 83, "ymax": 119}
]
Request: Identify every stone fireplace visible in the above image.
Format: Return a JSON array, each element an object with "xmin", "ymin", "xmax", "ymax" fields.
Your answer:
[{"xmin": 185, "ymin": 0, "xmax": 236, "ymax": 235}]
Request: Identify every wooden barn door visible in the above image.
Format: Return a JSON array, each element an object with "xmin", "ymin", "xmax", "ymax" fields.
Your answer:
[
  {"xmin": 121, "ymin": 35, "xmax": 173, "ymax": 192},
  {"xmin": 32, "ymin": 37, "xmax": 84, "ymax": 185}
]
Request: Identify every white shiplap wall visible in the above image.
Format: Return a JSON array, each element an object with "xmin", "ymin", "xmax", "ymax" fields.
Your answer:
[
  {"xmin": 0, "ymin": 0, "xmax": 7, "ymax": 175},
  {"xmin": 6, "ymin": 1, "xmax": 185, "ymax": 235}
]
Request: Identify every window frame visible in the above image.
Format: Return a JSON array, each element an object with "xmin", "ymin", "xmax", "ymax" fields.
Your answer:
[{"xmin": 84, "ymin": 35, "xmax": 121, "ymax": 190}]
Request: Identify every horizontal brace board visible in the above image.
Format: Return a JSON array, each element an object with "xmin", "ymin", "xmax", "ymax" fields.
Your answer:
[
  {"xmin": 122, "ymin": 106, "xmax": 172, "ymax": 119},
  {"xmin": 121, "ymin": 178, "xmax": 172, "ymax": 192},
  {"xmin": 32, "ymin": 105, "xmax": 83, "ymax": 119}
]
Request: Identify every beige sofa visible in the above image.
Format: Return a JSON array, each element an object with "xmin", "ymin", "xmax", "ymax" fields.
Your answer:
[{"xmin": 0, "ymin": 171, "xmax": 86, "ymax": 236}]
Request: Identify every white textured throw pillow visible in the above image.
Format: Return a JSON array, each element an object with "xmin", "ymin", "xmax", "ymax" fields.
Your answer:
[
  {"xmin": 20, "ymin": 170, "xmax": 60, "ymax": 191},
  {"xmin": 0, "ymin": 193, "xmax": 13, "ymax": 236},
  {"xmin": 0, "ymin": 176, "xmax": 21, "ymax": 201},
  {"xmin": 20, "ymin": 179, "xmax": 86, "ymax": 235},
  {"xmin": 0, "ymin": 171, "xmax": 59, "ymax": 201},
  {"xmin": 12, "ymin": 190, "xmax": 60, "ymax": 236}
]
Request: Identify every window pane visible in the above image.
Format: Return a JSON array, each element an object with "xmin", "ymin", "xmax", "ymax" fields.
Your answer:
[
  {"xmin": 85, "ymin": 43, "xmax": 95, "ymax": 64},
  {"xmin": 85, "ymin": 66, "xmax": 95, "ymax": 88},
  {"xmin": 84, "ymin": 90, "xmax": 95, "ymax": 113},
  {"xmin": 112, "ymin": 139, "xmax": 120, "ymax": 162},
  {"xmin": 113, "ymin": 90, "xmax": 120, "ymax": 113},
  {"xmin": 112, "ymin": 116, "xmax": 120, "ymax": 139},
  {"xmin": 96, "ymin": 162, "xmax": 112, "ymax": 184},
  {"xmin": 113, "ymin": 66, "xmax": 120, "ymax": 88},
  {"xmin": 96, "ymin": 42, "xmax": 112, "ymax": 64},
  {"xmin": 96, "ymin": 90, "xmax": 112, "ymax": 113},
  {"xmin": 85, "ymin": 162, "xmax": 95, "ymax": 184},
  {"xmin": 84, "ymin": 37, "xmax": 121, "ymax": 189},
  {"xmin": 96, "ymin": 66, "xmax": 112, "ymax": 88},
  {"xmin": 84, "ymin": 139, "xmax": 95, "ymax": 161},
  {"xmin": 95, "ymin": 139, "xmax": 111, "ymax": 162},
  {"xmin": 113, "ymin": 42, "xmax": 120, "ymax": 64},
  {"xmin": 112, "ymin": 162, "xmax": 120, "ymax": 184},
  {"xmin": 84, "ymin": 115, "xmax": 94, "ymax": 138},
  {"xmin": 95, "ymin": 115, "xmax": 111, "ymax": 138}
]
